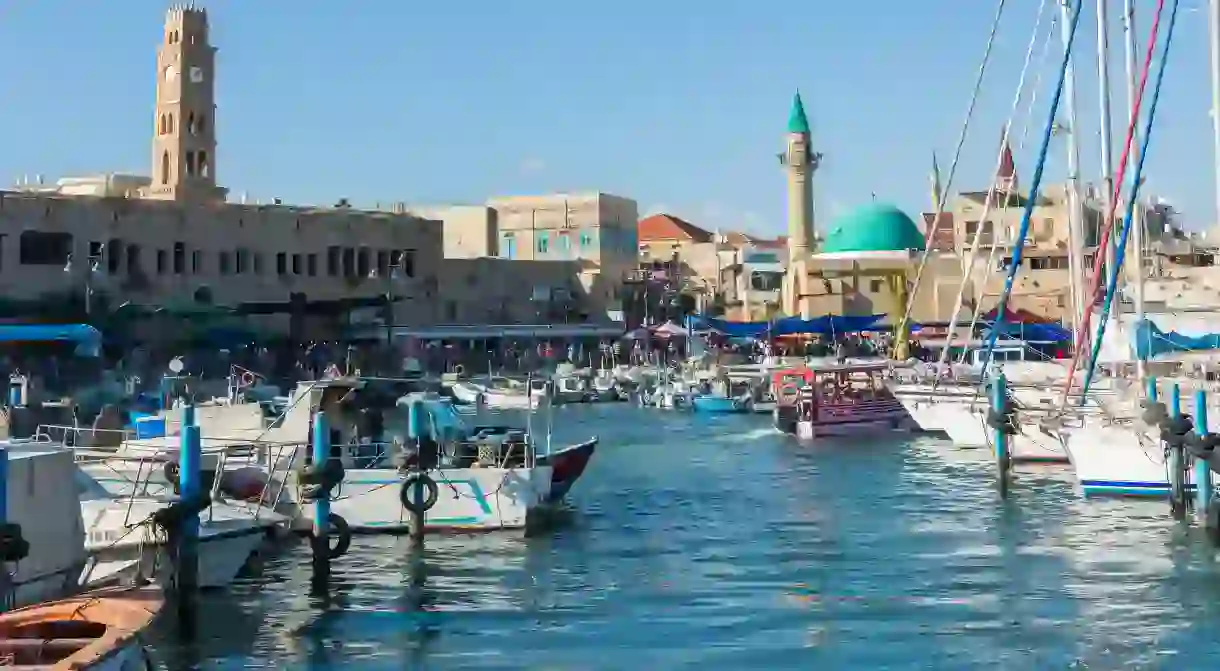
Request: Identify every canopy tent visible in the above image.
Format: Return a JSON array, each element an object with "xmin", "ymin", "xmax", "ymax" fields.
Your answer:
[
  {"xmin": 0, "ymin": 324, "xmax": 102, "ymax": 357},
  {"xmin": 1133, "ymin": 319, "xmax": 1220, "ymax": 360},
  {"xmin": 982, "ymin": 320, "xmax": 1071, "ymax": 343},
  {"xmin": 652, "ymin": 322, "xmax": 689, "ymax": 337},
  {"xmin": 688, "ymin": 314, "xmax": 887, "ymax": 337}
]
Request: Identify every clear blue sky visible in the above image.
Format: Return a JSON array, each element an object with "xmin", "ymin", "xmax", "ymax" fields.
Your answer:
[{"xmin": 0, "ymin": 1, "xmax": 1214, "ymax": 236}]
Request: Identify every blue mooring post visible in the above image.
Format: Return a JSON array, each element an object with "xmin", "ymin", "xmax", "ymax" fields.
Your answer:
[
  {"xmin": 992, "ymin": 372, "xmax": 1010, "ymax": 499},
  {"xmin": 177, "ymin": 404, "xmax": 201, "ymax": 633},
  {"xmin": 1168, "ymin": 383, "xmax": 1187, "ymax": 520},
  {"xmin": 311, "ymin": 411, "xmax": 331, "ymax": 590},
  {"xmin": 406, "ymin": 399, "xmax": 427, "ymax": 544},
  {"xmin": 1196, "ymin": 389, "xmax": 1213, "ymax": 520}
]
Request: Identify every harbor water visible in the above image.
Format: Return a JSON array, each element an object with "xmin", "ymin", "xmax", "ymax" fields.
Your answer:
[{"xmin": 152, "ymin": 404, "xmax": 1220, "ymax": 669}]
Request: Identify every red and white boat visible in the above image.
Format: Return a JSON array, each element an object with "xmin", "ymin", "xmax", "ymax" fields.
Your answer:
[{"xmin": 771, "ymin": 362, "xmax": 913, "ymax": 439}]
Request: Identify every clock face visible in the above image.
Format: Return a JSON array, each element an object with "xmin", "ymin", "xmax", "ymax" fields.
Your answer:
[
  {"xmin": 189, "ymin": 66, "xmax": 204, "ymax": 83},
  {"xmin": 163, "ymin": 65, "xmax": 178, "ymax": 83}
]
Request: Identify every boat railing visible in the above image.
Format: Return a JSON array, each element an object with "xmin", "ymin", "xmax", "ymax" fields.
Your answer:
[{"xmin": 33, "ymin": 423, "xmax": 133, "ymax": 448}]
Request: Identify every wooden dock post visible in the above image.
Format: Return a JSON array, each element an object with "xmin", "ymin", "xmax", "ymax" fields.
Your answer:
[
  {"xmin": 1168, "ymin": 383, "xmax": 1189, "ymax": 520},
  {"xmin": 310, "ymin": 411, "xmax": 332, "ymax": 591},
  {"xmin": 990, "ymin": 372, "xmax": 1011, "ymax": 499},
  {"xmin": 176, "ymin": 404, "xmax": 201, "ymax": 634},
  {"xmin": 1196, "ymin": 389, "xmax": 1213, "ymax": 521}
]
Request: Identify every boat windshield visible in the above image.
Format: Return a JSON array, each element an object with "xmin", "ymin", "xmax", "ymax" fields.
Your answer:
[{"xmin": 423, "ymin": 398, "xmax": 470, "ymax": 440}]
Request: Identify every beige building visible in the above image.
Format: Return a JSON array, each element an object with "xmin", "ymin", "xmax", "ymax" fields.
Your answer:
[
  {"xmin": 1, "ymin": 6, "xmax": 441, "ymax": 335},
  {"xmin": 487, "ymin": 192, "xmax": 638, "ymax": 308}
]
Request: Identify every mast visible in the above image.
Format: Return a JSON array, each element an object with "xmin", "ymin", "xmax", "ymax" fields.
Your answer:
[
  {"xmin": 1210, "ymin": 0, "xmax": 1220, "ymax": 255},
  {"xmin": 1058, "ymin": 0, "xmax": 1087, "ymax": 340},
  {"xmin": 1123, "ymin": 0, "xmax": 1146, "ymax": 381},
  {"xmin": 1096, "ymin": 0, "xmax": 1116, "ymax": 290}
]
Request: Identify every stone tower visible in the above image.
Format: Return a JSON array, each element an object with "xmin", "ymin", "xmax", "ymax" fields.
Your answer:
[
  {"xmin": 147, "ymin": 4, "xmax": 226, "ymax": 202},
  {"xmin": 783, "ymin": 91, "xmax": 819, "ymax": 265}
]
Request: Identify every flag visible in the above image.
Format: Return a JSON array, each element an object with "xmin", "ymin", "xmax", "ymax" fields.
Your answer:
[{"xmin": 930, "ymin": 152, "xmax": 943, "ymax": 213}]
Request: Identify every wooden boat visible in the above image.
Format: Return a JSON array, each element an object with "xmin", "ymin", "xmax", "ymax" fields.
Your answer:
[
  {"xmin": 771, "ymin": 362, "xmax": 912, "ymax": 438},
  {"xmin": 0, "ymin": 586, "xmax": 160, "ymax": 669}
]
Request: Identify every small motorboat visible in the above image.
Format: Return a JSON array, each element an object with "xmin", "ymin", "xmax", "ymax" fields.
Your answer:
[
  {"xmin": 690, "ymin": 394, "xmax": 750, "ymax": 413},
  {"xmin": 0, "ymin": 586, "xmax": 161, "ymax": 669}
]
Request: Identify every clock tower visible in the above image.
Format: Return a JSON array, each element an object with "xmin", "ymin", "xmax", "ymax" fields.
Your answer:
[{"xmin": 147, "ymin": 4, "xmax": 226, "ymax": 202}]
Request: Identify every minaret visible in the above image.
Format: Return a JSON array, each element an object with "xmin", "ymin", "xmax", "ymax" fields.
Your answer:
[
  {"xmin": 147, "ymin": 4, "xmax": 226, "ymax": 202},
  {"xmin": 783, "ymin": 92, "xmax": 819, "ymax": 265}
]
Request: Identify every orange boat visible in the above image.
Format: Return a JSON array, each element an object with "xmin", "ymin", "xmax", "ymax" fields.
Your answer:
[
  {"xmin": 0, "ymin": 587, "xmax": 161, "ymax": 670},
  {"xmin": 771, "ymin": 362, "xmax": 912, "ymax": 439}
]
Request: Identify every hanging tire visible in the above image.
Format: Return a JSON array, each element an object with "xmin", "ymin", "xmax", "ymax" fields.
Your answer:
[
  {"xmin": 311, "ymin": 512, "xmax": 351, "ymax": 559},
  {"xmin": 399, "ymin": 473, "xmax": 439, "ymax": 514}
]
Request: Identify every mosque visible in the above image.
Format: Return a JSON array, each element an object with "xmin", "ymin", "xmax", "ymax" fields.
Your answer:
[{"xmin": 779, "ymin": 93, "xmax": 951, "ymax": 325}]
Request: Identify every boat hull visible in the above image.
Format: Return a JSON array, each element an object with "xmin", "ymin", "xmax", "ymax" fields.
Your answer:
[
  {"xmin": 290, "ymin": 466, "xmax": 554, "ymax": 532},
  {"xmin": 0, "ymin": 587, "xmax": 160, "ymax": 670},
  {"xmin": 939, "ymin": 405, "xmax": 1071, "ymax": 463},
  {"xmin": 537, "ymin": 439, "xmax": 597, "ymax": 502},
  {"xmin": 1063, "ymin": 423, "xmax": 1186, "ymax": 497}
]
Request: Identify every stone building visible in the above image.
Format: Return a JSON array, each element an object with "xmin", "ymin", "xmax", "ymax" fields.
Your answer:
[{"xmin": 1, "ymin": 5, "xmax": 441, "ymax": 338}]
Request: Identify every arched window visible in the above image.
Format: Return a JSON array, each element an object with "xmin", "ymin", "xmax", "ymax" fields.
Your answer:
[
  {"xmin": 187, "ymin": 112, "xmax": 195, "ymax": 135},
  {"xmin": 167, "ymin": 113, "xmax": 174, "ymax": 134},
  {"xmin": 198, "ymin": 151, "xmax": 210, "ymax": 178},
  {"xmin": 158, "ymin": 114, "xmax": 165, "ymax": 135},
  {"xmin": 160, "ymin": 151, "xmax": 170, "ymax": 185}
]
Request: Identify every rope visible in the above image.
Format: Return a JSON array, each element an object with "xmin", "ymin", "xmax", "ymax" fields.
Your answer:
[
  {"xmin": 1058, "ymin": 0, "xmax": 1168, "ymax": 406},
  {"xmin": 893, "ymin": 0, "xmax": 1010, "ymax": 354},
  {"xmin": 960, "ymin": 11, "xmax": 1061, "ymax": 364},
  {"xmin": 978, "ymin": 0, "xmax": 1085, "ymax": 372},
  {"xmin": 935, "ymin": 0, "xmax": 1052, "ymax": 381},
  {"xmin": 1079, "ymin": 0, "xmax": 1181, "ymax": 397}
]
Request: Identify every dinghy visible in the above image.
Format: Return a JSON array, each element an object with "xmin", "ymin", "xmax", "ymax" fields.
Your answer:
[{"xmin": 0, "ymin": 586, "xmax": 160, "ymax": 670}]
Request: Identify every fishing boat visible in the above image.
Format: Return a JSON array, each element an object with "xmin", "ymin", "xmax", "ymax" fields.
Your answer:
[
  {"xmin": 771, "ymin": 362, "xmax": 912, "ymax": 438},
  {"xmin": 689, "ymin": 394, "xmax": 749, "ymax": 413},
  {"xmin": 0, "ymin": 586, "xmax": 160, "ymax": 670},
  {"xmin": 450, "ymin": 377, "xmax": 549, "ymax": 410}
]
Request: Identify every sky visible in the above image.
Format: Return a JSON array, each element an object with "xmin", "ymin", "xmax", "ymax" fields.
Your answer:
[{"xmin": 0, "ymin": 0, "xmax": 1216, "ymax": 237}]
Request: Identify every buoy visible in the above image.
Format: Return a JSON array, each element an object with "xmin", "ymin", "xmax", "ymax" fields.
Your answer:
[{"xmin": 399, "ymin": 473, "xmax": 439, "ymax": 514}]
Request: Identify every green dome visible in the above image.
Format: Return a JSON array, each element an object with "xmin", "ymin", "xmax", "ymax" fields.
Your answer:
[{"xmin": 820, "ymin": 202, "xmax": 926, "ymax": 254}]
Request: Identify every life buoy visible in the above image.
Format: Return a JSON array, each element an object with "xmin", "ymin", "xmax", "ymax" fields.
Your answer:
[
  {"xmin": 777, "ymin": 383, "xmax": 800, "ymax": 404},
  {"xmin": 310, "ymin": 512, "xmax": 352, "ymax": 559},
  {"xmin": 399, "ymin": 473, "xmax": 439, "ymax": 514},
  {"xmin": 454, "ymin": 364, "xmax": 465, "ymax": 376}
]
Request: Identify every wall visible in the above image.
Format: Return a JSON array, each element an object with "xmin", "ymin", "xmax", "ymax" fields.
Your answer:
[
  {"xmin": 408, "ymin": 205, "xmax": 497, "ymax": 258},
  {"xmin": 0, "ymin": 191, "xmax": 443, "ymax": 325},
  {"xmin": 436, "ymin": 258, "xmax": 600, "ymax": 324}
]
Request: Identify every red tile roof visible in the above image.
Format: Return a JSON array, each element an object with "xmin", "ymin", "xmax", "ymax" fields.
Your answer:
[
  {"xmin": 921, "ymin": 212, "xmax": 956, "ymax": 251},
  {"xmin": 638, "ymin": 214, "xmax": 714, "ymax": 243}
]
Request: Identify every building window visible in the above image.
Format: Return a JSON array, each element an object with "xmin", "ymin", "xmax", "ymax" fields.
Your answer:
[
  {"xmin": 236, "ymin": 248, "xmax": 249, "ymax": 274},
  {"xmin": 559, "ymin": 232, "xmax": 571, "ymax": 256},
  {"xmin": 356, "ymin": 247, "xmax": 370, "ymax": 278},
  {"xmin": 191, "ymin": 250, "xmax": 203, "ymax": 273},
  {"xmin": 219, "ymin": 251, "xmax": 232, "ymax": 275},
  {"xmin": 292, "ymin": 253, "xmax": 302, "ymax": 275},
  {"xmin": 445, "ymin": 301, "xmax": 458, "ymax": 321},
  {"xmin": 869, "ymin": 279, "xmax": 884, "ymax": 293},
  {"xmin": 156, "ymin": 249, "xmax": 167, "ymax": 274},
  {"xmin": 306, "ymin": 253, "xmax": 318, "ymax": 277},
  {"xmin": 341, "ymin": 247, "xmax": 355, "ymax": 277},
  {"xmin": 160, "ymin": 151, "xmax": 170, "ymax": 185},
  {"xmin": 327, "ymin": 246, "xmax": 340, "ymax": 276},
  {"xmin": 198, "ymin": 150, "xmax": 210, "ymax": 179},
  {"xmin": 106, "ymin": 238, "xmax": 123, "ymax": 275},
  {"xmin": 253, "ymin": 253, "xmax": 264, "ymax": 274},
  {"xmin": 402, "ymin": 250, "xmax": 416, "ymax": 278},
  {"xmin": 185, "ymin": 151, "xmax": 196, "ymax": 177},
  {"xmin": 126, "ymin": 244, "xmax": 142, "ymax": 275},
  {"xmin": 173, "ymin": 242, "xmax": 185, "ymax": 274},
  {"xmin": 536, "ymin": 232, "xmax": 549, "ymax": 254},
  {"xmin": 276, "ymin": 252, "xmax": 287, "ymax": 275},
  {"xmin": 18, "ymin": 231, "xmax": 72, "ymax": 266},
  {"xmin": 376, "ymin": 250, "xmax": 389, "ymax": 277},
  {"xmin": 579, "ymin": 231, "xmax": 593, "ymax": 249},
  {"xmin": 502, "ymin": 233, "xmax": 516, "ymax": 259}
]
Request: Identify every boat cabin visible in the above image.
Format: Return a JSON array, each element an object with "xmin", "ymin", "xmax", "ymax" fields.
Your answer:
[{"xmin": 771, "ymin": 362, "xmax": 907, "ymax": 437}]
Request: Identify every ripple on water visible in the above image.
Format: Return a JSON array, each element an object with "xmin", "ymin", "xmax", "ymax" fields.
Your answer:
[{"xmin": 150, "ymin": 407, "xmax": 1220, "ymax": 669}]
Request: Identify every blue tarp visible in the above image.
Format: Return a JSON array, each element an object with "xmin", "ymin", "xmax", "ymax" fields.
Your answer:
[
  {"xmin": 0, "ymin": 324, "xmax": 101, "ymax": 356},
  {"xmin": 982, "ymin": 321, "xmax": 1071, "ymax": 342},
  {"xmin": 1133, "ymin": 319, "xmax": 1220, "ymax": 359},
  {"xmin": 690, "ymin": 314, "xmax": 886, "ymax": 337}
]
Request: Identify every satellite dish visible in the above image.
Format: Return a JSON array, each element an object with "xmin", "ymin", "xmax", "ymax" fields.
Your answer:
[{"xmin": 168, "ymin": 357, "xmax": 185, "ymax": 374}]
